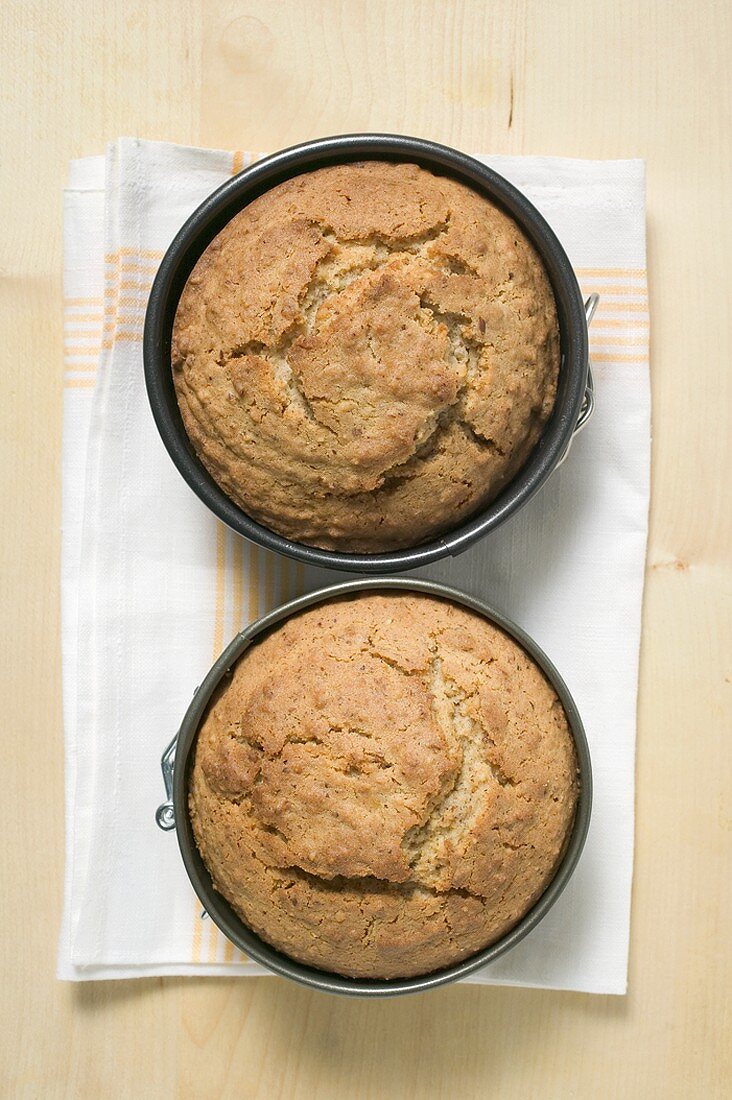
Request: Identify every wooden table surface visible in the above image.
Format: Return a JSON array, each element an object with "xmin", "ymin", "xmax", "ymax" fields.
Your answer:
[{"xmin": 2, "ymin": 2, "xmax": 730, "ymax": 1096}]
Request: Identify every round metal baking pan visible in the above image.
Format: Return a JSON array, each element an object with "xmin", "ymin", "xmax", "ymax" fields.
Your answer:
[
  {"xmin": 156, "ymin": 577, "xmax": 593, "ymax": 997},
  {"xmin": 144, "ymin": 133, "xmax": 592, "ymax": 574}
]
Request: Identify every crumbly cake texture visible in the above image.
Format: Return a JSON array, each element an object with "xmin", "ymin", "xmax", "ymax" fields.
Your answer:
[
  {"xmin": 172, "ymin": 161, "xmax": 560, "ymax": 552},
  {"xmin": 189, "ymin": 593, "xmax": 579, "ymax": 979}
]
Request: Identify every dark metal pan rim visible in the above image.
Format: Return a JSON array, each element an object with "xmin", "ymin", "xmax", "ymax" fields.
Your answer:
[
  {"xmin": 143, "ymin": 133, "xmax": 591, "ymax": 574},
  {"xmin": 157, "ymin": 577, "xmax": 593, "ymax": 997}
]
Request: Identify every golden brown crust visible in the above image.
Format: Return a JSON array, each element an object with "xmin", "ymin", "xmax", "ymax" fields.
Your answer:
[
  {"xmin": 189, "ymin": 593, "xmax": 579, "ymax": 979},
  {"xmin": 172, "ymin": 162, "xmax": 560, "ymax": 551}
]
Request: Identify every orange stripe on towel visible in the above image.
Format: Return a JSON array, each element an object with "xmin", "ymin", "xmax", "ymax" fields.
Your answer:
[
  {"xmin": 64, "ymin": 377, "xmax": 97, "ymax": 389},
  {"xmin": 576, "ymin": 267, "xmax": 646, "ymax": 279},
  {"xmin": 591, "ymin": 352, "xmax": 649, "ymax": 364}
]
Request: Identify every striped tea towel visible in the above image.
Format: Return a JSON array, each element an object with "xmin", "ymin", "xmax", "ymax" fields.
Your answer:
[{"xmin": 59, "ymin": 140, "xmax": 649, "ymax": 992}]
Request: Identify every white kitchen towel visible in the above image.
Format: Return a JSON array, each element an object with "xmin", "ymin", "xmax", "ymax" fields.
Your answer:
[{"xmin": 59, "ymin": 139, "xmax": 649, "ymax": 992}]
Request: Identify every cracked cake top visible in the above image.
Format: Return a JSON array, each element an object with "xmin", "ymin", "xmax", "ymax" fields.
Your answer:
[
  {"xmin": 172, "ymin": 161, "xmax": 560, "ymax": 552},
  {"xmin": 189, "ymin": 592, "xmax": 579, "ymax": 979}
]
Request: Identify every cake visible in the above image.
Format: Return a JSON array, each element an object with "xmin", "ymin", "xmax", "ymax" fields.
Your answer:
[
  {"xmin": 189, "ymin": 592, "xmax": 579, "ymax": 979},
  {"xmin": 172, "ymin": 161, "xmax": 560, "ymax": 552}
]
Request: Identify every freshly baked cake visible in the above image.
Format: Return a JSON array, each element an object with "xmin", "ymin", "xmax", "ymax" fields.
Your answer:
[
  {"xmin": 189, "ymin": 592, "xmax": 579, "ymax": 979},
  {"xmin": 172, "ymin": 161, "xmax": 560, "ymax": 552}
]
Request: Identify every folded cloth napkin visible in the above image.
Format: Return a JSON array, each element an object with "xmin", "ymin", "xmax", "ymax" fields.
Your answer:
[{"xmin": 59, "ymin": 140, "xmax": 649, "ymax": 992}]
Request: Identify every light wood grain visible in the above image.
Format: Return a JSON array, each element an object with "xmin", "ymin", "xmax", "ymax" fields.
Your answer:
[{"xmin": 1, "ymin": 1, "xmax": 730, "ymax": 1096}]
